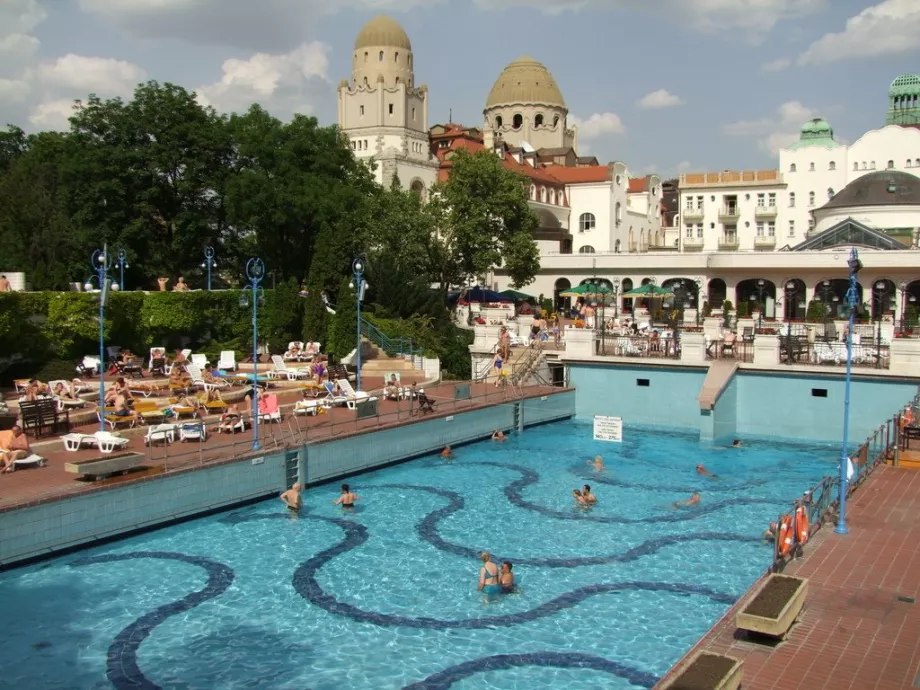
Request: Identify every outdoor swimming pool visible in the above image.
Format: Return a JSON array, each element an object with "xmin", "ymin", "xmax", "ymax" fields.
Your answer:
[{"xmin": 0, "ymin": 421, "xmax": 838, "ymax": 689}]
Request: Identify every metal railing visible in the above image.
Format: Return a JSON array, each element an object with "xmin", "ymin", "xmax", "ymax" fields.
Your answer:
[
  {"xmin": 705, "ymin": 339, "xmax": 754, "ymax": 363},
  {"xmin": 778, "ymin": 337, "xmax": 891, "ymax": 369},
  {"xmin": 360, "ymin": 317, "xmax": 424, "ymax": 359},
  {"xmin": 598, "ymin": 333, "xmax": 681, "ymax": 359},
  {"xmin": 771, "ymin": 409, "xmax": 903, "ymax": 571}
]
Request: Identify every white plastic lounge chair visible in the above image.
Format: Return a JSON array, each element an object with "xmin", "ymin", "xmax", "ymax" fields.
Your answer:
[
  {"xmin": 217, "ymin": 350, "xmax": 237, "ymax": 371},
  {"xmin": 258, "ymin": 394, "xmax": 282, "ymax": 423},
  {"xmin": 304, "ymin": 342, "xmax": 321, "ymax": 360},
  {"xmin": 322, "ymin": 382, "xmax": 349, "ymax": 406},
  {"xmin": 11, "ymin": 454, "xmax": 47, "ymax": 469},
  {"xmin": 62, "ymin": 433, "xmax": 99, "ymax": 452},
  {"xmin": 337, "ymin": 379, "xmax": 375, "ymax": 410},
  {"xmin": 190, "ymin": 353, "xmax": 209, "ymax": 369},
  {"xmin": 48, "ymin": 380, "xmax": 86, "ymax": 409},
  {"xmin": 77, "ymin": 355, "xmax": 101, "ymax": 376},
  {"xmin": 283, "ymin": 341, "xmax": 306, "ymax": 362},
  {"xmin": 180, "ymin": 422, "xmax": 207, "ymax": 442},
  {"xmin": 185, "ymin": 363, "xmax": 229, "ymax": 390},
  {"xmin": 294, "ymin": 399, "xmax": 328, "ymax": 416},
  {"xmin": 94, "ymin": 431, "xmax": 130, "ymax": 454},
  {"xmin": 270, "ymin": 355, "xmax": 309, "ymax": 380},
  {"xmin": 218, "ymin": 414, "xmax": 246, "ymax": 434},
  {"xmin": 144, "ymin": 424, "xmax": 177, "ymax": 445}
]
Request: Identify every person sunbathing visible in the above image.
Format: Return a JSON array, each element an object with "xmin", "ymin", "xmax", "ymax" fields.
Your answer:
[
  {"xmin": 53, "ymin": 381, "xmax": 81, "ymax": 403},
  {"xmin": 285, "ymin": 343, "xmax": 301, "ymax": 359},
  {"xmin": 217, "ymin": 404, "xmax": 243, "ymax": 433},
  {"xmin": 169, "ymin": 366, "xmax": 192, "ymax": 389},
  {"xmin": 0, "ymin": 425, "xmax": 32, "ymax": 472},
  {"xmin": 104, "ymin": 377, "xmax": 132, "ymax": 404}
]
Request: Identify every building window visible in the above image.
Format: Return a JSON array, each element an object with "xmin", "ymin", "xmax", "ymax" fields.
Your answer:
[
  {"xmin": 359, "ymin": 105, "xmax": 364, "ymax": 116},
  {"xmin": 756, "ymin": 221, "xmax": 765, "ymax": 237},
  {"xmin": 388, "ymin": 103, "xmax": 394, "ymax": 115},
  {"xmin": 685, "ymin": 197, "xmax": 694, "ymax": 210},
  {"xmin": 788, "ymin": 220, "xmax": 795, "ymax": 236},
  {"xmin": 827, "ymin": 187, "xmax": 834, "ymax": 199},
  {"xmin": 364, "ymin": 52, "xmax": 368, "ymax": 62},
  {"xmin": 907, "ymin": 159, "xmax": 913, "ymax": 168},
  {"xmin": 363, "ymin": 77, "xmax": 368, "ymax": 86},
  {"xmin": 696, "ymin": 196, "xmax": 703, "ymax": 210},
  {"xmin": 379, "ymin": 51, "xmax": 384, "ymax": 61},
  {"xmin": 809, "ymin": 162, "xmax": 815, "ymax": 171},
  {"xmin": 615, "ymin": 201, "xmax": 622, "ymax": 225},
  {"xmin": 887, "ymin": 160, "xmax": 894, "ymax": 169},
  {"xmin": 696, "ymin": 224, "xmax": 703, "ymax": 238},
  {"xmin": 559, "ymin": 191, "xmax": 565, "ymax": 205},
  {"xmin": 756, "ymin": 193, "xmax": 765, "ymax": 207},
  {"xmin": 829, "ymin": 161, "xmax": 836, "ymax": 171},
  {"xmin": 395, "ymin": 52, "xmax": 399, "ymax": 62},
  {"xmin": 412, "ymin": 108, "xmax": 416, "ymax": 120},
  {"xmin": 395, "ymin": 77, "xmax": 400, "ymax": 85},
  {"xmin": 534, "ymin": 114, "xmax": 544, "ymax": 127},
  {"xmin": 553, "ymin": 115, "xmax": 560, "ymax": 127},
  {"xmin": 808, "ymin": 191, "xmax": 815, "ymax": 207},
  {"xmin": 916, "ymin": 158, "xmax": 920, "ymax": 166},
  {"xmin": 512, "ymin": 113, "xmax": 523, "ymax": 129},
  {"xmin": 870, "ymin": 161, "xmax": 876, "ymax": 169},
  {"xmin": 767, "ymin": 221, "xmax": 775, "ymax": 237},
  {"xmin": 853, "ymin": 162, "xmax": 859, "ymax": 171},
  {"xmin": 685, "ymin": 224, "xmax": 694, "ymax": 238},
  {"xmin": 808, "ymin": 218, "xmax": 815, "ymax": 230},
  {"xmin": 789, "ymin": 163, "xmax": 796, "ymax": 172},
  {"xmin": 768, "ymin": 193, "xmax": 776, "ymax": 207},
  {"xmin": 578, "ymin": 245, "xmax": 596, "ymax": 254},
  {"xmin": 579, "ymin": 212, "xmax": 596, "ymax": 232},
  {"xmin": 549, "ymin": 189, "xmax": 556, "ymax": 204},
  {"xmin": 540, "ymin": 186, "xmax": 547, "ymax": 202},
  {"xmin": 789, "ymin": 192, "xmax": 795, "ymax": 207}
]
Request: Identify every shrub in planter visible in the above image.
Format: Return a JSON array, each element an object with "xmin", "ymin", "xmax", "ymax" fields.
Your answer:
[
  {"xmin": 663, "ymin": 652, "xmax": 742, "ymax": 690},
  {"xmin": 736, "ymin": 574, "xmax": 808, "ymax": 639}
]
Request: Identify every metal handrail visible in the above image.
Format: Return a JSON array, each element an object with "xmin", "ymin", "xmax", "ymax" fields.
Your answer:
[{"xmin": 360, "ymin": 317, "xmax": 423, "ymax": 358}]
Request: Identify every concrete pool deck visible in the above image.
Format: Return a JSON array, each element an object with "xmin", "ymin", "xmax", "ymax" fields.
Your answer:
[
  {"xmin": 0, "ymin": 380, "xmax": 564, "ymax": 512},
  {"xmin": 655, "ymin": 461, "xmax": 920, "ymax": 690}
]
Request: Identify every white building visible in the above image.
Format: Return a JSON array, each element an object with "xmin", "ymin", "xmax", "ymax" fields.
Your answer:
[{"xmin": 337, "ymin": 16, "xmax": 440, "ymax": 196}]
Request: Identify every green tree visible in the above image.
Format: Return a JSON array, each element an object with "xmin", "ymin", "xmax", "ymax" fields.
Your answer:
[
  {"xmin": 427, "ymin": 149, "xmax": 540, "ymax": 291},
  {"xmin": 302, "ymin": 284, "xmax": 329, "ymax": 345},
  {"xmin": 0, "ymin": 125, "xmax": 27, "ymax": 174},
  {"xmin": 327, "ymin": 276, "xmax": 357, "ymax": 361}
]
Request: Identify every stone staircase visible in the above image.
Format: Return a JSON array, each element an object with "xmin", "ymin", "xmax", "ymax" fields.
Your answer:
[{"xmin": 358, "ymin": 341, "xmax": 426, "ymax": 381}]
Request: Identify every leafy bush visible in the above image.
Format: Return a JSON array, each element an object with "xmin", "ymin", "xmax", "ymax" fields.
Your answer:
[
  {"xmin": 327, "ymin": 276, "xmax": 357, "ymax": 360},
  {"xmin": 806, "ymin": 299, "xmax": 828, "ymax": 322}
]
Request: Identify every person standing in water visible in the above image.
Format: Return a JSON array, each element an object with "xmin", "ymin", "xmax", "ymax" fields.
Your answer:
[
  {"xmin": 478, "ymin": 552, "xmax": 501, "ymax": 595},
  {"xmin": 280, "ymin": 483, "xmax": 302, "ymax": 512},
  {"xmin": 332, "ymin": 483, "xmax": 359, "ymax": 509},
  {"xmin": 587, "ymin": 456, "xmax": 605, "ymax": 471},
  {"xmin": 581, "ymin": 485, "xmax": 597, "ymax": 504},
  {"xmin": 673, "ymin": 492, "xmax": 701, "ymax": 508},
  {"xmin": 499, "ymin": 561, "xmax": 515, "ymax": 593}
]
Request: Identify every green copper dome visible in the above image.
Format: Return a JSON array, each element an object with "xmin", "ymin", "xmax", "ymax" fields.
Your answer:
[
  {"xmin": 889, "ymin": 74, "xmax": 920, "ymax": 98},
  {"xmin": 789, "ymin": 118, "xmax": 838, "ymax": 150},
  {"xmin": 887, "ymin": 74, "xmax": 920, "ymax": 126}
]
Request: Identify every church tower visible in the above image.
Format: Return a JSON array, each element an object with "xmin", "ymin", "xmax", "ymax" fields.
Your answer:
[
  {"xmin": 887, "ymin": 74, "xmax": 920, "ymax": 127},
  {"xmin": 337, "ymin": 16, "xmax": 439, "ymax": 197}
]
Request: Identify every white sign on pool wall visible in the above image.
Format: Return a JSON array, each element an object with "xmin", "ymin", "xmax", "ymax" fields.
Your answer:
[{"xmin": 593, "ymin": 416, "xmax": 623, "ymax": 442}]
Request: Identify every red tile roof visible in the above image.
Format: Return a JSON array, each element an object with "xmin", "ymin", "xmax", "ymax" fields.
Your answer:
[
  {"xmin": 628, "ymin": 177, "xmax": 648, "ymax": 193},
  {"xmin": 542, "ymin": 165, "xmax": 610, "ymax": 183}
]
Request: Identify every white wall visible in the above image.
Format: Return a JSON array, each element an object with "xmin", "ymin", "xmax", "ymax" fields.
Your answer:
[
  {"xmin": 813, "ymin": 204, "xmax": 920, "ymax": 234},
  {"xmin": 678, "ymin": 183, "xmax": 788, "ymax": 251},
  {"xmin": 568, "ymin": 183, "xmax": 613, "ymax": 253}
]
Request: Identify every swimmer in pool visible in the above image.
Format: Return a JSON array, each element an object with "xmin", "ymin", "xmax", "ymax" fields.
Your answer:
[
  {"xmin": 673, "ymin": 492, "xmax": 701, "ymax": 509},
  {"xmin": 572, "ymin": 488, "xmax": 587, "ymax": 506},
  {"xmin": 581, "ymin": 484, "xmax": 597, "ymax": 505},
  {"xmin": 499, "ymin": 561, "xmax": 515, "ymax": 594},
  {"xmin": 587, "ymin": 456, "xmax": 605, "ymax": 471},
  {"xmin": 280, "ymin": 482, "xmax": 302, "ymax": 512},
  {"xmin": 762, "ymin": 521, "xmax": 778, "ymax": 542},
  {"xmin": 491, "ymin": 429, "xmax": 506, "ymax": 442},
  {"xmin": 441, "ymin": 445, "xmax": 453, "ymax": 459},
  {"xmin": 732, "ymin": 439, "xmax": 742, "ymax": 448},
  {"xmin": 332, "ymin": 483, "xmax": 359, "ymax": 509},
  {"xmin": 696, "ymin": 463, "xmax": 718, "ymax": 478},
  {"xmin": 478, "ymin": 552, "xmax": 501, "ymax": 595}
]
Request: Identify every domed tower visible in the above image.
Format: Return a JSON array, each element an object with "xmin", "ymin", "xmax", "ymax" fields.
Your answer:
[
  {"xmin": 887, "ymin": 74, "xmax": 920, "ymax": 127},
  {"xmin": 791, "ymin": 118, "xmax": 837, "ymax": 148},
  {"xmin": 338, "ymin": 15, "xmax": 437, "ymax": 194},
  {"xmin": 482, "ymin": 56, "xmax": 576, "ymax": 152}
]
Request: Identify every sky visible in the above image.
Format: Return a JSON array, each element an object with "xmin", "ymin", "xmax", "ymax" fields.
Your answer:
[{"xmin": 1, "ymin": 0, "xmax": 918, "ymax": 178}]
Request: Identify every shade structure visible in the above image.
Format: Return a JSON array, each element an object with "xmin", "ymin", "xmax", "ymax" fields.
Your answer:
[
  {"xmin": 449, "ymin": 286, "xmax": 512, "ymax": 303},
  {"xmin": 499, "ymin": 289, "xmax": 536, "ymax": 302},
  {"xmin": 622, "ymin": 284, "xmax": 675, "ymax": 298},
  {"xmin": 559, "ymin": 283, "xmax": 614, "ymax": 298}
]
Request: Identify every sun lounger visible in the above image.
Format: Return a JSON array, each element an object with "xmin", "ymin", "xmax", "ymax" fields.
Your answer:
[
  {"xmin": 12, "ymin": 454, "xmax": 47, "ymax": 469},
  {"xmin": 294, "ymin": 399, "xmax": 329, "ymax": 416}
]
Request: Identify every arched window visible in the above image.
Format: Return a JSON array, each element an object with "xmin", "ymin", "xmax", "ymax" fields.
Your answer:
[
  {"xmin": 495, "ymin": 115, "xmax": 503, "ymax": 128},
  {"xmin": 853, "ymin": 162, "xmax": 859, "ymax": 171},
  {"xmin": 887, "ymin": 160, "xmax": 894, "ymax": 169},
  {"xmin": 829, "ymin": 161, "xmax": 836, "ymax": 171},
  {"xmin": 870, "ymin": 161, "xmax": 876, "ymax": 169},
  {"xmin": 559, "ymin": 191, "xmax": 565, "ymax": 206},
  {"xmin": 529, "ymin": 184, "xmax": 536, "ymax": 200},
  {"xmin": 534, "ymin": 114, "xmax": 544, "ymax": 127},
  {"xmin": 578, "ymin": 245, "xmax": 596, "ymax": 254},
  {"xmin": 916, "ymin": 158, "xmax": 920, "ymax": 166},
  {"xmin": 615, "ymin": 201, "xmax": 622, "ymax": 225},
  {"xmin": 809, "ymin": 162, "xmax": 815, "ymax": 171},
  {"xmin": 789, "ymin": 163, "xmax": 796, "ymax": 172},
  {"xmin": 395, "ymin": 77, "xmax": 400, "ymax": 84},
  {"xmin": 614, "ymin": 239, "xmax": 621, "ymax": 253},
  {"xmin": 379, "ymin": 51, "xmax": 384, "ymax": 61},
  {"xmin": 553, "ymin": 115, "xmax": 559, "ymax": 127},
  {"xmin": 907, "ymin": 159, "xmax": 913, "ymax": 168},
  {"xmin": 364, "ymin": 52, "xmax": 368, "ymax": 62},
  {"xmin": 827, "ymin": 187, "xmax": 834, "ymax": 199},
  {"xmin": 549, "ymin": 189, "xmax": 556, "ymax": 204},
  {"xmin": 395, "ymin": 52, "xmax": 399, "ymax": 62},
  {"xmin": 363, "ymin": 77, "xmax": 368, "ymax": 86},
  {"xmin": 540, "ymin": 187, "xmax": 547, "ymax": 202},
  {"xmin": 808, "ymin": 191, "xmax": 815, "ymax": 206},
  {"xmin": 789, "ymin": 192, "xmax": 796, "ymax": 207},
  {"xmin": 512, "ymin": 114, "xmax": 523, "ymax": 129},
  {"xmin": 578, "ymin": 212, "xmax": 596, "ymax": 232}
]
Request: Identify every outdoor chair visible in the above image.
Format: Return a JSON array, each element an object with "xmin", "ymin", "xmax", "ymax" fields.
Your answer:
[
  {"xmin": 741, "ymin": 327, "xmax": 754, "ymax": 343},
  {"xmin": 217, "ymin": 350, "xmax": 237, "ymax": 371},
  {"xmin": 417, "ymin": 391, "xmax": 435, "ymax": 414}
]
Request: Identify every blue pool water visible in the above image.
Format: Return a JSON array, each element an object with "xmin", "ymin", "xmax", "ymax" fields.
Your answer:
[{"xmin": 0, "ymin": 422, "xmax": 838, "ymax": 690}]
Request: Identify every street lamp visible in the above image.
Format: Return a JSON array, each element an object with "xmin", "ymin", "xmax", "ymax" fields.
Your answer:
[
  {"xmin": 201, "ymin": 246, "xmax": 217, "ymax": 291},
  {"xmin": 116, "ymin": 249, "xmax": 128, "ymax": 291},
  {"xmin": 239, "ymin": 257, "xmax": 265, "ymax": 450},
  {"xmin": 611, "ymin": 278, "xmax": 620, "ymax": 320},
  {"xmin": 749, "ymin": 278, "xmax": 768, "ymax": 330},
  {"xmin": 872, "ymin": 280, "xmax": 892, "ymax": 369},
  {"xmin": 836, "ymin": 247, "xmax": 862, "ymax": 535},
  {"xmin": 350, "ymin": 258, "xmax": 366, "ymax": 393},
  {"xmin": 694, "ymin": 278, "xmax": 703, "ymax": 327},
  {"xmin": 84, "ymin": 247, "xmax": 118, "ymax": 434},
  {"xmin": 783, "ymin": 280, "xmax": 799, "ymax": 364},
  {"xmin": 898, "ymin": 280, "xmax": 917, "ymax": 335}
]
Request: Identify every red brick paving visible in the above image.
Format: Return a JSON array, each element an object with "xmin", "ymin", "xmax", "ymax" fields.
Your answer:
[
  {"xmin": 655, "ymin": 464, "xmax": 920, "ymax": 690},
  {"xmin": 0, "ymin": 380, "xmax": 564, "ymax": 511}
]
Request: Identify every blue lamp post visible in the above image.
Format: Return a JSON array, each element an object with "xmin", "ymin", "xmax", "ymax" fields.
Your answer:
[
  {"xmin": 836, "ymin": 247, "xmax": 862, "ymax": 535},
  {"xmin": 350, "ymin": 258, "xmax": 366, "ymax": 393},
  {"xmin": 202, "ymin": 246, "xmax": 216, "ymax": 291},
  {"xmin": 240, "ymin": 258, "xmax": 265, "ymax": 450},
  {"xmin": 84, "ymin": 247, "xmax": 117, "ymax": 433},
  {"xmin": 116, "ymin": 249, "xmax": 128, "ymax": 291}
]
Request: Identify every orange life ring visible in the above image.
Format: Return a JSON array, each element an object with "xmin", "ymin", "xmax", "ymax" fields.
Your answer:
[
  {"xmin": 776, "ymin": 515, "xmax": 794, "ymax": 558},
  {"xmin": 794, "ymin": 505, "xmax": 809, "ymax": 545}
]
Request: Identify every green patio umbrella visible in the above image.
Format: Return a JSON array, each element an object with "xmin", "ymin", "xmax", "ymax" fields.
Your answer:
[
  {"xmin": 622, "ymin": 284, "xmax": 675, "ymax": 298},
  {"xmin": 499, "ymin": 289, "xmax": 537, "ymax": 302},
  {"xmin": 559, "ymin": 283, "xmax": 614, "ymax": 298}
]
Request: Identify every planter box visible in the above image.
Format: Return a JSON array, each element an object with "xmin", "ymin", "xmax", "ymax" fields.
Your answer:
[
  {"xmin": 65, "ymin": 452, "xmax": 146, "ymax": 479},
  {"xmin": 736, "ymin": 574, "xmax": 808, "ymax": 639},
  {"xmin": 661, "ymin": 652, "xmax": 742, "ymax": 690}
]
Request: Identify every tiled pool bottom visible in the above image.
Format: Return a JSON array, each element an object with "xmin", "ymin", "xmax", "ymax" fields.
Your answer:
[{"xmin": 0, "ymin": 422, "xmax": 838, "ymax": 690}]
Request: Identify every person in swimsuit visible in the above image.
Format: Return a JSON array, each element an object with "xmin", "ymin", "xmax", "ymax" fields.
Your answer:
[
  {"xmin": 673, "ymin": 492, "xmax": 701, "ymax": 508},
  {"xmin": 441, "ymin": 446, "xmax": 453, "ymax": 459},
  {"xmin": 572, "ymin": 488, "xmax": 587, "ymax": 506},
  {"xmin": 280, "ymin": 482, "xmax": 302, "ymax": 512},
  {"xmin": 696, "ymin": 464, "xmax": 717, "ymax": 478},
  {"xmin": 499, "ymin": 561, "xmax": 515, "ymax": 593},
  {"xmin": 581, "ymin": 484, "xmax": 597, "ymax": 504},
  {"xmin": 332, "ymin": 483, "xmax": 358, "ymax": 509},
  {"xmin": 478, "ymin": 552, "xmax": 501, "ymax": 595},
  {"xmin": 587, "ymin": 456, "xmax": 604, "ymax": 471},
  {"xmin": 732, "ymin": 439, "xmax": 742, "ymax": 448},
  {"xmin": 491, "ymin": 430, "xmax": 506, "ymax": 442}
]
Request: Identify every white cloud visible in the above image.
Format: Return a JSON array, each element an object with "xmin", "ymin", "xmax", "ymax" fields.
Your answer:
[
  {"xmin": 472, "ymin": 0, "xmax": 827, "ymax": 41},
  {"xmin": 798, "ymin": 0, "xmax": 920, "ymax": 65},
  {"xmin": 676, "ymin": 160, "xmax": 692, "ymax": 173},
  {"xmin": 0, "ymin": 78, "xmax": 31, "ymax": 103},
  {"xmin": 723, "ymin": 101, "xmax": 819, "ymax": 155},
  {"xmin": 195, "ymin": 42, "xmax": 331, "ymax": 118},
  {"xmin": 37, "ymin": 54, "xmax": 146, "ymax": 93},
  {"xmin": 570, "ymin": 112, "xmax": 625, "ymax": 139},
  {"xmin": 761, "ymin": 58, "xmax": 791, "ymax": 72},
  {"xmin": 637, "ymin": 89, "xmax": 683, "ymax": 109},
  {"xmin": 0, "ymin": 0, "xmax": 47, "ymax": 34},
  {"xmin": 77, "ymin": 0, "xmax": 443, "ymax": 50},
  {"xmin": 28, "ymin": 99, "xmax": 76, "ymax": 130}
]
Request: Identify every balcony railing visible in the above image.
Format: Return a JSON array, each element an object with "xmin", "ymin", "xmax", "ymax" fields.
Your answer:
[
  {"xmin": 718, "ymin": 235, "xmax": 740, "ymax": 249},
  {"xmin": 598, "ymin": 333, "xmax": 680, "ymax": 359},
  {"xmin": 705, "ymin": 338, "xmax": 754, "ymax": 363},
  {"xmin": 683, "ymin": 208, "xmax": 704, "ymax": 220},
  {"xmin": 718, "ymin": 207, "xmax": 739, "ymax": 222},
  {"xmin": 683, "ymin": 236, "xmax": 704, "ymax": 248},
  {"xmin": 754, "ymin": 205, "xmax": 778, "ymax": 218},
  {"xmin": 754, "ymin": 235, "xmax": 776, "ymax": 247}
]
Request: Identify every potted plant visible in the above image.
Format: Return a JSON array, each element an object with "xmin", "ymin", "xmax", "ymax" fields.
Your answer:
[
  {"xmin": 736, "ymin": 574, "xmax": 808, "ymax": 639},
  {"xmin": 660, "ymin": 651, "xmax": 743, "ymax": 690}
]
